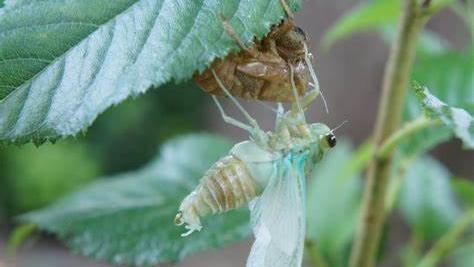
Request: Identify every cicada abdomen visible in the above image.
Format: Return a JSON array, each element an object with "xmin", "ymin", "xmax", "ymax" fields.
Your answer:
[{"xmin": 175, "ymin": 141, "xmax": 278, "ymax": 236}]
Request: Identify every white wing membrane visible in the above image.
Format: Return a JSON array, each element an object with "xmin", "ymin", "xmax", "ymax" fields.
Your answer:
[{"xmin": 246, "ymin": 157, "xmax": 306, "ymax": 267}]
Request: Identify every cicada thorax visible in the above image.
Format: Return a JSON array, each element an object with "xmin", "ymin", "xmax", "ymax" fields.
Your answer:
[{"xmin": 194, "ymin": 19, "xmax": 310, "ymax": 102}]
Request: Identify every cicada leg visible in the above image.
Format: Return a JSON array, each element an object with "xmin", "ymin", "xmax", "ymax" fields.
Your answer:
[
  {"xmin": 211, "ymin": 70, "xmax": 267, "ymax": 143},
  {"xmin": 303, "ymin": 42, "xmax": 329, "ymax": 113},
  {"xmin": 212, "ymin": 96, "xmax": 254, "ymax": 133},
  {"xmin": 279, "ymin": 0, "xmax": 295, "ymax": 20},
  {"xmin": 219, "ymin": 14, "xmax": 259, "ymax": 58},
  {"xmin": 289, "ymin": 64, "xmax": 304, "ymax": 119}
]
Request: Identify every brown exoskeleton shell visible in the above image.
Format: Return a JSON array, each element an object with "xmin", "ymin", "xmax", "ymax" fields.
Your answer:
[{"xmin": 194, "ymin": 19, "xmax": 310, "ymax": 102}]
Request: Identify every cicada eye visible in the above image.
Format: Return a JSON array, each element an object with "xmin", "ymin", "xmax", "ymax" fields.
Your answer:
[
  {"xmin": 325, "ymin": 134, "xmax": 337, "ymax": 148},
  {"xmin": 293, "ymin": 26, "xmax": 307, "ymax": 41}
]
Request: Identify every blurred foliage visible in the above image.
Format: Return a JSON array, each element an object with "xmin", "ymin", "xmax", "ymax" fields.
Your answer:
[
  {"xmin": 306, "ymin": 140, "xmax": 365, "ymax": 267},
  {"xmin": 410, "ymin": 49, "xmax": 474, "ymax": 114},
  {"xmin": 322, "ymin": 0, "xmax": 455, "ymax": 49},
  {"xmin": 448, "ymin": 242, "xmax": 474, "ymax": 267},
  {"xmin": 401, "ymin": 48, "xmax": 474, "ymax": 156},
  {"xmin": 453, "ymin": 179, "xmax": 474, "ymax": 208},
  {"xmin": 1, "ymin": 141, "xmax": 100, "ymax": 216},
  {"xmin": 414, "ymin": 85, "xmax": 473, "ymax": 148},
  {"xmin": 22, "ymin": 134, "xmax": 250, "ymax": 266},
  {"xmin": 6, "ymin": 223, "xmax": 37, "ymax": 255},
  {"xmin": 398, "ymin": 156, "xmax": 461, "ymax": 241},
  {"xmin": 322, "ymin": 0, "xmax": 400, "ymax": 49}
]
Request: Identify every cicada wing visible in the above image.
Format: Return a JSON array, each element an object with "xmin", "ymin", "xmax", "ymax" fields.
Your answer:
[{"xmin": 246, "ymin": 158, "xmax": 306, "ymax": 267}]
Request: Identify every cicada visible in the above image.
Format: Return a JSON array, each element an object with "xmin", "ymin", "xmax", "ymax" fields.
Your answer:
[
  {"xmin": 194, "ymin": 0, "xmax": 323, "ymax": 104},
  {"xmin": 175, "ymin": 69, "xmax": 336, "ymax": 266}
]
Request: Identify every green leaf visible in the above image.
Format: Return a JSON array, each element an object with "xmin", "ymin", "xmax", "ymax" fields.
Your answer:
[
  {"xmin": 322, "ymin": 0, "xmax": 456, "ymax": 49},
  {"xmin": 22, "ymin": 134, "xmax": 250, "ymax": 266},
  {"xmin": 322, "ymin": 0, "xmax": 400, "ymax": 49},
  {"xmin": 449, "ymin": 242, "xmax": 474, "ymax": 267},
  {"xmin": 415, "ymin": 85, "xmax": 474, "ymax": 148},
  {"xmin": 402, "ymin": 49, "xmax": 474, "ymax": 155},
  {"xmin": 307, "ymin": 140, "xmax": 363, "ymax": 267},
  {"xmin": 398, "ymin": 156, "xmax": 461, "ymax": 240},
  {"xmin": 0, "ymin": 0, "xmax": 301, "ymax": 145},
  {"xmin": 412, "ymin": 50, "xmax": 474, "ymax": 113},
  {"xmin": 6, "ymin": 223, "xmax": 37, "ymax": 255},
  {"xmin": 453, "ymin": 178, "xmax": 474, "ymax": 208}
]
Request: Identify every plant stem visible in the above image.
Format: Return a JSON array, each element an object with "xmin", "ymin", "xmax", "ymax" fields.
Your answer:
[
  {"xmin": 378, "ymin": 117, "xmax": 442, "ymax": 158},
  {"xmin": 416, "ymin": 210, "xmax": 474, "ymax": 267},
  {"xmin": 305, "ymin": 240, "xmax": 330, "ymax": 267},
  {"xmin": 384, "ymin": 157, "xmax": 412, "ymax": 215},
  {"xmin": 349, "ymin": 1, "xmax": 432, "ymax": 267}
]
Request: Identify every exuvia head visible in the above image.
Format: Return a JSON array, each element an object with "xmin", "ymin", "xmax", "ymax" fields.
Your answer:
[{"xmin": 276, "ymin": 26, "xmax": 308, "ymax": 62}]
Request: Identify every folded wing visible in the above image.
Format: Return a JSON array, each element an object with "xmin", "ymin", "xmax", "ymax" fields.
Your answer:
[{"xmin": 246, "ymin": 156, "xmax": 306, "ymax": 267}]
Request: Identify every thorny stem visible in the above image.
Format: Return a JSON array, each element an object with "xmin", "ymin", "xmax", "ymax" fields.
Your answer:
[
  {"xmin": 416, "ymin": 210, "xmax": 474, "ymax": 267},
  {"xmin": 349, "ymin": 1, "xmax": 432, "ymax": 267}
]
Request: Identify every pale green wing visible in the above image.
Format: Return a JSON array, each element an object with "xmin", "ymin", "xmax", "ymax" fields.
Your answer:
[{"xmin": 246, "ymin": 155, "xmax": 306, "ymax": 267}]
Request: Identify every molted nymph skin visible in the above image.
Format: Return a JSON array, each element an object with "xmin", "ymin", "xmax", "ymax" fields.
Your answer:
[{"xmin": 194, "ymin": 20, "xmax": 310, "ymax": 102}]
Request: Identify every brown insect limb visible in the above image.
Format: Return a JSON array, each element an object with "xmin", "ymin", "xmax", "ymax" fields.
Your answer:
[
  {"xmin": 219, "ymin": 13, "xmax": 259, "ymax": 58},
  {"xmin": 279, "ymin": 0, "xmax": 295, "ymax": 20},
  {"xmin": 211, "ymin": 70, "xmax": 268, "ymax": 145}
]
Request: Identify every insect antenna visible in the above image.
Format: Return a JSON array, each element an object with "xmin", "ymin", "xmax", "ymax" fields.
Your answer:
[
  {"xmin": 304, "ymin": 42, "xmax": 330, "ymax": 114},
  {"xmin": 331, "ymin": 120, "xmax": 349, "ymax": 133},
  {"xmin": 257, "ymin": 101, "xmax": 278, "ymax": 114}
]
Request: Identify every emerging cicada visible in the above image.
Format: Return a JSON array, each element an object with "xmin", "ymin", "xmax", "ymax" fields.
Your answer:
[
  {"xmin": 175, "ymin": 69, "xmax": 336, "ymax": 266},
  {"xmin": 194, "ymin": 0, "xmax": 322, "ymax": 104}
]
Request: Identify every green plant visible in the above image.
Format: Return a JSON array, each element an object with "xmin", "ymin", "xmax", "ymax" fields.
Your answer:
[{"xmin": 0, "ymin": 0, "xmax": 472, "ymax": 266}]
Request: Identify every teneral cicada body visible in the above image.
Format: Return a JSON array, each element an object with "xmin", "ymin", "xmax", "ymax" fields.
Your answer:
[
  {"xmin": 194, "ymin": 19, "xmax": 311, "ymax": 102},
  {"xmin": 178, "ymin": 2, "xmax": 335, "ymax": 266},
  {"xmin": 177, "ymin": 69, "xmax": 337, "ymax": 266},
  {"xmin": 175, "ymin": 141, "xmax": 279, "ymax": 236}
]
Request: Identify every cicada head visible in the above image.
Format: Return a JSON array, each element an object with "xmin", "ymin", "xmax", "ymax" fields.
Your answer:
[
  {"xmin": 276, "ymin": 26, "xmax": 308, "ymax": 62},
  {"xmin": 308, "ymin": 123, "xmax": 336, "ymax": 164}
]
